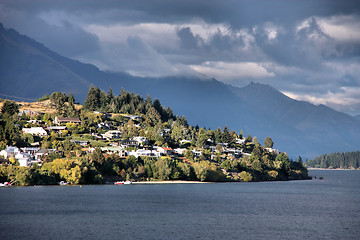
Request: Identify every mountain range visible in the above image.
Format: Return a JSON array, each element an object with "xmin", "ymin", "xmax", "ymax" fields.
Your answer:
[{"xmin": 1, "ymin": 23, "xmax": 360, "ymax": 159}]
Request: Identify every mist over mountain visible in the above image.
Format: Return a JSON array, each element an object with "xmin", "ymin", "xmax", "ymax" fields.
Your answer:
[{"xmin": 1, "ymin": 23, "xmax": 360, "ymax": 158}]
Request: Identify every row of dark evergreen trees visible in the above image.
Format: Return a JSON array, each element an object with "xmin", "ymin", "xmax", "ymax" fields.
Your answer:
[
  {"xmin": 306, "ymin": 151, "xmax": 360, "ymax": 169},
  {"xmin": 83, "ymin": 85, "xmax": 176, "ymax": 123}
]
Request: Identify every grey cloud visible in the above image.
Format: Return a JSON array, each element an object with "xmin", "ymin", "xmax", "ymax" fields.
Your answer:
[
  {"xmin": 0, "ymin": 6, "xmax": 100, "ymax": 59},
  {"xmin": 1, "ymin": 0, "xmax": 360, "ymax": 115},
  {"xmin": 4, "ymin": 0, "xmax": 360, "ymax": 28},
  {"xmin": 177, "ymin": 27, "xmax": 198, "ymax": 49},
  {"xmin": 96, "ymin": 36, "xmax": 177, "ymax": 77},
  {"xmin": 339, "ymin": 75, "xmax": 360, "ymax": 88}
]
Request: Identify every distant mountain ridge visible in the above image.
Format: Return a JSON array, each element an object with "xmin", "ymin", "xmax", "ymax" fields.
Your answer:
[{"xmin": 1, "ymin": 23, "xmax": 360, "ymax": 158}]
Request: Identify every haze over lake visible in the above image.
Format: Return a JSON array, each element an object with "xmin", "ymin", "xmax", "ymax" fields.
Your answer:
[{"xmin": 1, "ymin": 170, "xmax": 359, "ymax": 240}]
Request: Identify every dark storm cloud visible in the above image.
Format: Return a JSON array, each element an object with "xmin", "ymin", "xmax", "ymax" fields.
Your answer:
[
  {"xmin": 3, "ymin": 0, "xmax": 359, "ymax": 27},
  {"xmin": 1, "ymin": 0, "xmax": 360, "ymax": 115}
]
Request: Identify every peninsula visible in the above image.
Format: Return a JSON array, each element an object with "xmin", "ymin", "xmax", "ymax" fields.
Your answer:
[{"xmin": 0, "ymin": 87, "xmax": 308, "ymax": 186}]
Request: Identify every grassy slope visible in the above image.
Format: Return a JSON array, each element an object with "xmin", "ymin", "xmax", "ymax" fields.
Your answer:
[{"xmin": 0, "ymin": 99, "xmax": 81, "ymax": 114}]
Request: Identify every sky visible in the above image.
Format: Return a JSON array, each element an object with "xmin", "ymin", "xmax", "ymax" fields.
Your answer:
[{"xmin": 1, "ymin": 0, "xmax": 360, "ymax": 116}]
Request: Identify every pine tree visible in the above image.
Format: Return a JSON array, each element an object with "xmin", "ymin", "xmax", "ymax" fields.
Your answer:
[
  {"xmin": 264, "ymin": 137, "xmax": 274, "ymax": 148},
  {"xmin": 83, "ymin": 85, "xmax": 101, "ymax": 111},
  {"xmin": 1, "ymin": 100, "xmax": 19, "ymax": 117},
  {"xmin": 222, "ymin": 126, "xmax": 233, "ymax": 144}
]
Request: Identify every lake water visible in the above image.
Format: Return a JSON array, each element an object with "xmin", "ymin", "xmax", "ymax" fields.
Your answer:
[{"xmin": 0, "ymin": 170, "xmax": 359, "ymax": 240}]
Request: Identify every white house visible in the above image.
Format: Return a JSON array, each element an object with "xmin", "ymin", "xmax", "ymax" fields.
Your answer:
[
  {"xmin": 128, "ymin": 149, "xmax": 160, "ymax": 158},
  {"xmin": 236, "ymin": 138, "xmax": 245, "ymax": 144},
  {"xmin": 133, "ymin": 136, "xmax": 148, "ymax": 145},
  {"xmin": 191, "ymin": 149, "xmax": 202, "ymax": 157},
  {"xmin": 54, "ymin": 117, "xmax": 81, "ymax": 125},
  {"xmin": 157, "ymin": 147, "xmax": 174, "ymax": 156},
  {"xmin": 125, "ymin": 115, "xmax": 142, "ymax": 121},
  {"xmin": 225, "ymin": 148, "xmax": 243, "ymax": 157},
  {"xmin": 102, "ymin": 130, "xmax": 122, "ymax": 140},
  {"xmin": 47, "ymin": 126, "xmax": 67, "ymax": 133},
  {"xmin": 27, "ymin": 119, "xmax": 43, "ymax": 124},
  {"xmin": 22, "ymin": 127, "xmax": 48, "ymax": 136},
  {"xmin": 0, "ymin": 146, "xmax": 39, "ymax": 166},
  {"xmin": 97, "ymin": 122, "xmax": 114, "ymax": 130},
  {"xmin": 180, "ymin": 140, "xmax": 191, "ymax": 145},
  {"xmin": 21, "ymin": 147, "xmax": 40, "ymax": 155},
  {"xmin": 0, "ymin": 146, "xmax": 21, "ymax": 159},
  {"xmin": 15, "ymin": 152, "xmax": 32, "ymax": 167},
  {"xmin": 70, "ymin": 140, "xmax": 89, "ymax": 146},
  {"xmin": 265, "ymin": 148, "xmax": 279, "ymax": 155},
  {"xmin": 173, "ymin": 148, "xmax": 187, "ymax": 155}
]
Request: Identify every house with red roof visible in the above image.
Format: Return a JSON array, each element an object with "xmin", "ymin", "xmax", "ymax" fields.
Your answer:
[{"xmin": 158, "ymin": 147, "xmax": 174, "ymax": 156}]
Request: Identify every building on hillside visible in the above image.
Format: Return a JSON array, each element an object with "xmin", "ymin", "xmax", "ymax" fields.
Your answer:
[
  {"xmin": 97, "ymin": 122, "xmax": 114, "ymax": 130},
  {"xmin": 34, "ymin": 149, "xmax": 57, "ymax": 160},
  {"xmin": 101, "ymin": 147, "xmax": 127, "ymax": 157},
  {"xmin": 70, "ymin": 140, "xmax": 89, "ymax": 146},
  {"xmin": 217, "ymin": 143, "xmax": 229, "ymax": 147},
  {"xmin": 22, "ymin": 127, "xmax": 48, "ymax": 136},
  {"xmin": 0, "ymin": 146, "xmax": 41, "ymax": 166},
  {"xmin": 47, "ymin": 126, "xmax": 67, "ymax": 133},
  {"xmin": 102, "ymin": 130, "xmax": 122, "ymax": 140},
  {"xmin": 158, "ymin": 147, "xmax": 174, "ymax": 156},
  {"xmin": 125, "ymin": 115, "xmax": 142, "ymax": 121},
  {"xmin": 133, "ymin": 136, "xmax": 148, "ymax": 145},
  {"xmin": 173, "ymin": 148, "xmax": 187, "ymax": 155},
  {"xmin": 191, "ymin": 149, "xmax": 202, "ymax": 157},
  {"xmin": 15, "ymin": 152, "xmax": 32, "ymax": 167},
  {"xmin": 206, "ymin": 138, "xmax": 214, "ymax": 145},
  {"xmin": 27, "ymin": 119, "xmax": 43, "ymax": 124},
  {"xmin": 265, "ymin": 148, "xmax": 279, "ymax": 155},
  {"xmin": 225, "ymin": 148, "xmax": 243, "ymax": 158},
  {"xmin": 21, "ymin": 147, "xmax": 40, "ymax": 155},
  {"xmin": 93, "ymin": 111, "xmax": 112, "ymax": 119},
  {"xmin": 236, "ymin": 138, "xmax": 246, "ymax": 144},
  {"xmin": 119, "ymin": 139, "xmax": 138, "ymax": 148},
  {"xmin": 54, "ymin": 117, "xmax": 81, "ymax": 125},
  {"xmin": 0, "ymin": 146, "xmax": 21, "ymax": 159},
  {"xmin": 128, "ymin": 149, "xmax": 160, "ymax": 158},
  {"xmin": 180, "ymin": 140, "xmax": 191, "ymax": 145}
]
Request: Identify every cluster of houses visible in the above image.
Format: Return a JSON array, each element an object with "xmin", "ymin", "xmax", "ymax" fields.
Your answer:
[
  {"xmin": 1, "ymin": 114, "xmax": 280, "ymax": 167},
  {"xmin": 0, "ymin": 146, "xmax": 56, "ymax": 167}
]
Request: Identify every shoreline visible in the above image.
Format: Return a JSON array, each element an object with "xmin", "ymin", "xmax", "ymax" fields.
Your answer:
[
  {"xmin": 307, "ymin": 167, "xmax": 359, "ymax": 170},
  {"xmin": 131, "ymin": 180, "xmax": 211, "ymax": 184}
]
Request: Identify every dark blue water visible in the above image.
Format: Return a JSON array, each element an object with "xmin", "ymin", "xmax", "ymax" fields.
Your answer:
[{"xmin": 0, "ymin": 170, "xmax": 359, "ymax": 240}]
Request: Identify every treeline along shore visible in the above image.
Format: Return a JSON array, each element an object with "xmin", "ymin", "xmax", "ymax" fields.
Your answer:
[
  {"xmin": 306, "ymin": 151, "xmax": 360, "ymax": 170},
  {"xmin": 0, "ymin": 86, "xmax": 309, "ymax": 186}
]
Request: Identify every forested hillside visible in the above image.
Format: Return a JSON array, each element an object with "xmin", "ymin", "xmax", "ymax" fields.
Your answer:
[
  {"xmin": 306, "ymin": 152, "xmax": 360, "ymax": 169},
  {"xmin": 83, "ymin": 85, "xmax": 178, "ymax": 123},
  {"xmin": 0, "ymin": 86, "xmax": 309, "ymax": 185}
]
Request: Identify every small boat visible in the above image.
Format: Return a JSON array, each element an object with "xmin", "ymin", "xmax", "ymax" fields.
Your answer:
[
  {"xmin": 59, "ymin": 181, "xmax": 69, "ymax": 186},
  {"xmin": 0, "ymin": 182, "xmax": 11, "ymax": 187},
  {"xmin": 114, "ymin": 181, "xmax": 132, "ymax": 185}
]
